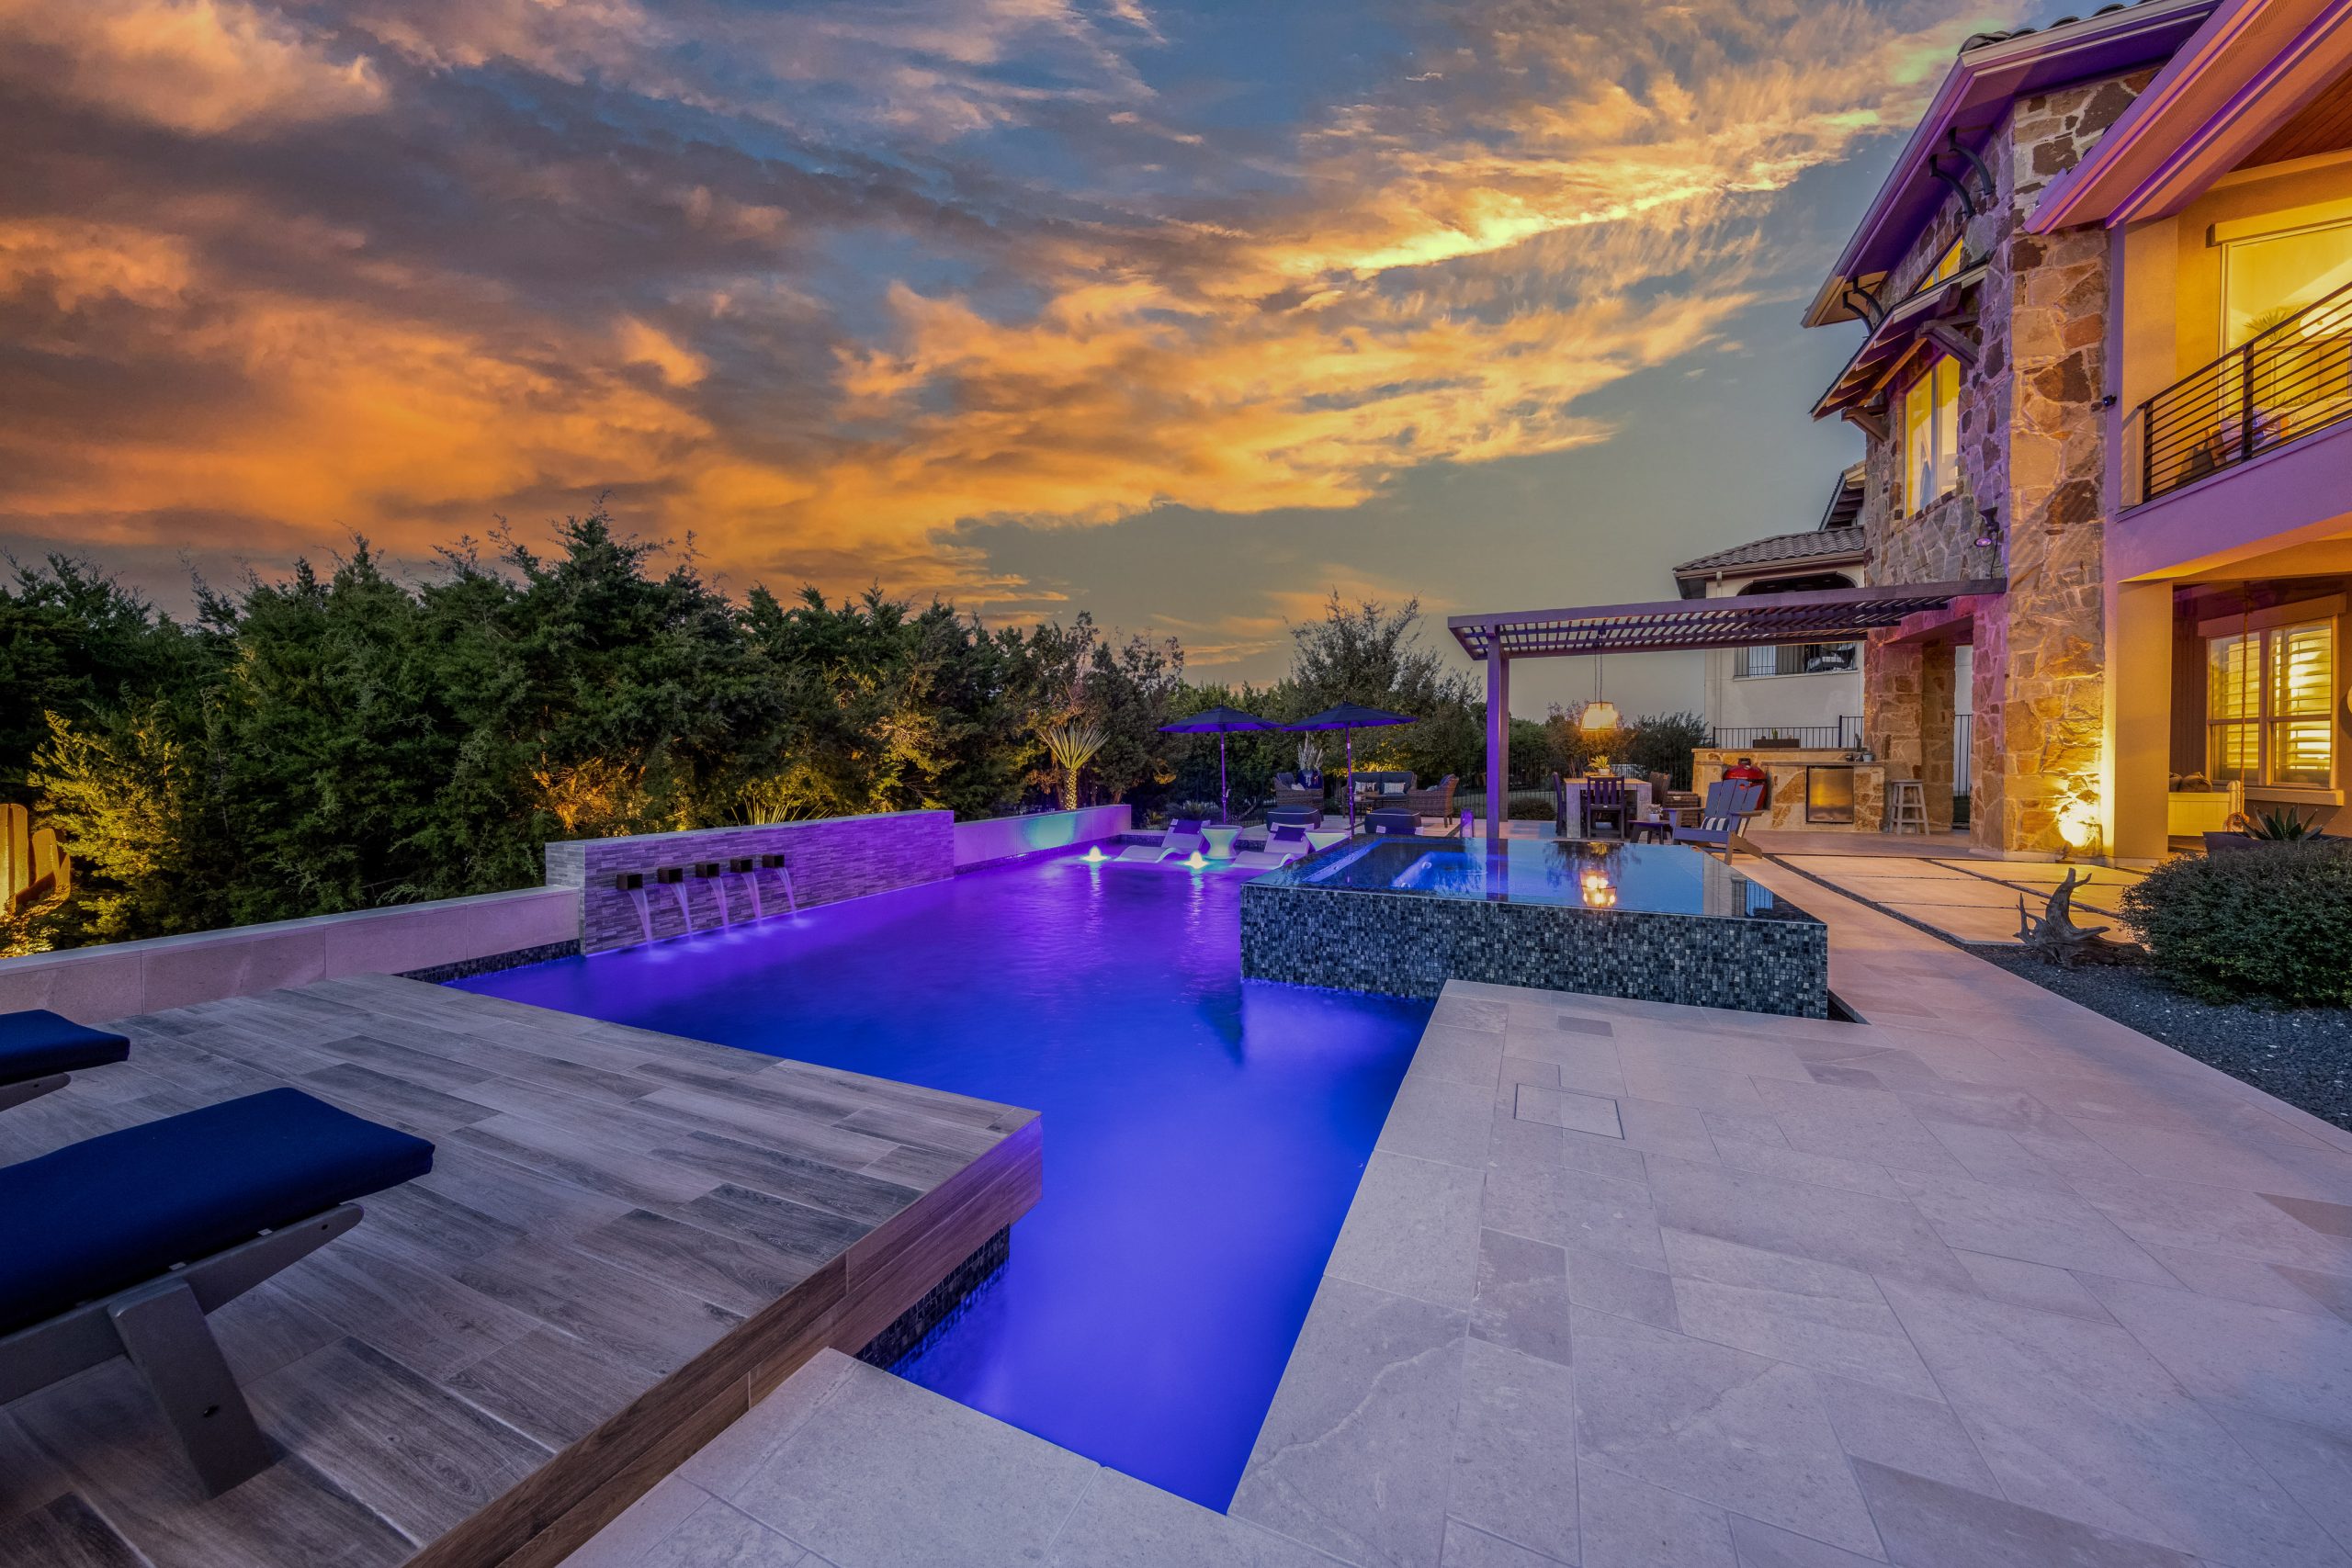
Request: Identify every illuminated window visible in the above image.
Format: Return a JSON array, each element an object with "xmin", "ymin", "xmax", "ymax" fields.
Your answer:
[
  {"xmin": 2208, "ymin": 619, "xmax": 2335, "ymax": 788},
  {"xmin": 2222, "ymin": 218, "xmax": 2352, "ymax": 349},
  {"xmin": 1901, "ymin": 355, "xmax": 1962, "ymax": 514},
  {"xmin": 1926, "ymin": 239, "xmax": 1964, "ymax": 287}
]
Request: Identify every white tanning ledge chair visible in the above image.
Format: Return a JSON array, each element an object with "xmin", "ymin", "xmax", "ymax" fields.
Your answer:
[
  {"xmin": 1233, "ymin": 822, "xmax": 1311, "ymax": 869},
  {"xmin": 1116, "ymin": 818, "xmax": 1207, "ymax": 863}
]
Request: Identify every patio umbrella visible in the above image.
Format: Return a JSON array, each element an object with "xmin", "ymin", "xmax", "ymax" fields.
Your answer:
[
  {"xmin": 1159, "ymin": 705, "xmax": 1282, "ymax": 823},
  {"xmin": 1287, "ymin": 703, "xmax": 1418, "ymax": 832}
]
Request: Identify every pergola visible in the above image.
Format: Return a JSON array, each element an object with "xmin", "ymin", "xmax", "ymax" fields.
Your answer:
[{"xmin": 1448, "ymin": 580, "xmax": 2006, "ymax": 843}]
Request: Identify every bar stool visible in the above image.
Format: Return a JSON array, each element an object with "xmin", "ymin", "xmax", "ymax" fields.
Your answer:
[{"xmin": 1887, "ymin": 778, "xmax": 1929, "ymax": 835}]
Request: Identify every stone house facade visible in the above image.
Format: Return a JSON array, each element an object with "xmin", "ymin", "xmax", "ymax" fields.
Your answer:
[{"xmin": 1809, "ymin": 6, "xmax": 2199, "ymax": 854}]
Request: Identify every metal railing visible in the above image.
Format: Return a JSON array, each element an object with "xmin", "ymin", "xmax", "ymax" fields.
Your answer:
[
  {"xmin": 1709, "ymin": 717, "xmax": 1864, "ymax": 751},
  {"xmin": 1734, "ymin": 642, "xmax": 1859, "ymax": 679},
  {"xmin": 2130, "ymin": 279, "xmax": 2352, "ymax": 505}
]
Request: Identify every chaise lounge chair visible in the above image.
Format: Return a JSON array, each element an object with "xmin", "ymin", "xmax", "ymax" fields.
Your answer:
[
  {"xmin": 1114, "ymin": 818, "xmax": 1208, "ymax": 863},
  {"xmin": 0, "ymin": 1009, "xmax": 130, "ymax": 1111},
  {"xmin": 1233, "ymin": 822, "xmax": 1311, "ymax": 869},
  {"xmin": 0, "ymin": 1087, "xmax": 435, "ymax": 1495}
]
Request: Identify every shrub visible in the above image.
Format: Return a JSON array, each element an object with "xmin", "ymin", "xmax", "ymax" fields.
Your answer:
[
  {"xmin": 1508, "ymin": 795, "xmax": 1556, "ymax": 820},
  {"xmin": 2120, "ymin": 840, "xmax": 2352, "ymax": 1005}
]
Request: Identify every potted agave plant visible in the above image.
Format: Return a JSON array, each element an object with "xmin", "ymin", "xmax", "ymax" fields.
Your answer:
[{"xmin": 2205, "ymin": 806, "xmax": 2334, "ymax": 854}]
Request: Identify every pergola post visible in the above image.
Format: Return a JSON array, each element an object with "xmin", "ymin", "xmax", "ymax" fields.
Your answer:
[{"xmin": 1484, "ymin": 639, "xmax": 1510, "ymax": 847}]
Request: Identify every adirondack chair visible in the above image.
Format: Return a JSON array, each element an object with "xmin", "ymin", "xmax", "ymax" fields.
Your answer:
[{"xmin": 1671, "ymin": 781, "xmax": 1766, "ymax": 859}]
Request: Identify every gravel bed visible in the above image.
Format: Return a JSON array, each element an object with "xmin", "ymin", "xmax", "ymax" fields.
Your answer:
[{"xmin": 1975, "ymin": 950, "xmax": 2352, "ymax": 1132}]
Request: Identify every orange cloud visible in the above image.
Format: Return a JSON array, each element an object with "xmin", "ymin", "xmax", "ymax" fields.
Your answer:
[
  {"xmin": 0, "ymin": 0, "xmax": 383, "ymax": 135},
  {"xmin": 0, "ymin": 0, "xmax": 1998, "ymax": 615}
]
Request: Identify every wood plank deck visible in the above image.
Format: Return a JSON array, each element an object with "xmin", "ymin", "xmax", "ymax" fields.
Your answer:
[{"xmin": 0, "ymin": 974, "xmax": 1041, "ymax": 1568}]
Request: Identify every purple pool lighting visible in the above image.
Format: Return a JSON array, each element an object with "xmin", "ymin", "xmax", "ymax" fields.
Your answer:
[{"xmin": 453, "ymin": 852, "xmax": 1429, "ymax": 1508}]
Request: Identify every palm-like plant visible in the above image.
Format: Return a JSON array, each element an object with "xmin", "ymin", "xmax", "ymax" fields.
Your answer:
[
  {"xmin": 1040, "ymin": 722, "xmax": 1108, "ymax": 810},
  {"xmin": 2230, "ymin": 806, "xmax": 2327, "ymax": 841}
]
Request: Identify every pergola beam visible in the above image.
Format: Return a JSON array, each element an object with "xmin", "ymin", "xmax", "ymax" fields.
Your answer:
[{"xmin": 1448, "ymin": 581, "xmax": 2004, "ymax": 662}]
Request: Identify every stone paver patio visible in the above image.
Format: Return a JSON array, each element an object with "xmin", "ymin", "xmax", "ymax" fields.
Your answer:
[
  {"xmin": 562, "ymin": 860, "xmax": 2352, "ymax": 1568},
  {"xmin": 1775, "ymin": 852, "xmax": 2151, "ymax": 947}
]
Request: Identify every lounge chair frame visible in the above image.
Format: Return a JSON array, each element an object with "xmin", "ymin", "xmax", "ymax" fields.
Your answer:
[{"xmin": 0, "ymin": 1201, "xmax": 363, "ymax": 1495}]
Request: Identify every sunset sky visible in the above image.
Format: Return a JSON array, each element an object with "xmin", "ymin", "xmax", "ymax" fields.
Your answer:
[{"xmin": 0, "ymin": 0, "xmax": 2070, "ymax": 716}]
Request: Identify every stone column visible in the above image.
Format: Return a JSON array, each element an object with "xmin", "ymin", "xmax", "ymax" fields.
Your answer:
[
  {"xmin": 1970, "ymin": 607, "xmax": 2008, "ymax": 855},
  {"xmin": 1975, "ymin": 76, "xmax": 2142, "ymax": 855},
  {"xmin": 1864, "ymin": 634, "xmax": 1926, "ymax": 830},
  {"xmin": 1920, "ymin": 644, "xmax": 1959, "ymax": 832}
]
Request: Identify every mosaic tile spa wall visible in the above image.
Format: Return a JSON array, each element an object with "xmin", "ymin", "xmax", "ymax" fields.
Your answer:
[{"xmin": 1239, "ymin": 881, "xmax": 1829, "ymax": 1017}]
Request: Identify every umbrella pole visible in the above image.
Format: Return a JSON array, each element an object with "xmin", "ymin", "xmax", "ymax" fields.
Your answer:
[
  {"xmin": 1219, "ymin": 735, "xmax": 1229, "ymax": 825},
  {"xmin": 1346, "ymin": 728, "xmax": 1356, "ymax": 833}
]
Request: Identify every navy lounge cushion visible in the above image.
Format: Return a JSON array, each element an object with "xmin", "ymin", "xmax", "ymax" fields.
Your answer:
[
  {"xmin": 0, "ymin": 1010, "xmax": 130, "ymax": 1085},
  {"xmin": 0, "ymin": 1088, "xmax": 434, "ymax": 1334}
]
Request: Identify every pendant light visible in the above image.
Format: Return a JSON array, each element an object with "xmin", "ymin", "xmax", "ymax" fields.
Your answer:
[{"xmin": 1579, "ymin": 654, "xmax": 1621, "ymax": 736}]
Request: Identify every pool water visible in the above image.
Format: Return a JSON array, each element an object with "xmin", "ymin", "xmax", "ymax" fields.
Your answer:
[
  {"xmin": 453, "ymin": 852, "xmax": 1429, "ymax": 1508},
  {"xmin": 1277, "ymin": 835, "xmax": 1797, "ymax": 917}
]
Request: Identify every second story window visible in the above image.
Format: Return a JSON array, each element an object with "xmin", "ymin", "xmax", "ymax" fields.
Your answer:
[
  {"xmin": 2222, "ymin": 216, "xmax": 2352, "ymax": 351},
  {"xmin": 1901, "ymin": 355, "xmax": 1962, "ymax": 514}
]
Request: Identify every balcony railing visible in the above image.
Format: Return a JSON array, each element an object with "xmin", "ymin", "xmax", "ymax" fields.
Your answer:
[
  {"xmin": 2129, "ymin": 279, "xmax": 2352, "ymax": 505},
  {"xmin": 1734, "ymin": 642, "xmax": 1859, "ymax": 679}
]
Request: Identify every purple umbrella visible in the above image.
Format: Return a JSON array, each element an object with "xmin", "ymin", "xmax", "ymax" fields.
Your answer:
[
  {"xmin": 1287, "ymin": 703, "xmax": 1418, "ymax": 832},
  {"xmin": 1159, "ymin": 705, "xmax": 1282, "ymax": 824}
]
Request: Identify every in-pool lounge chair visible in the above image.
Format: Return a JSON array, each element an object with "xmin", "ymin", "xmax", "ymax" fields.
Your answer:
[
  {"xmin": 0, "ymin": 1088, "xmax": 435, "ymax": 1494},
  {"xmin": 1114, "ymin": 817, "xmax": 1207, "ymax": 863},
  {"xmin": 1234, "ymin": 822, "xmax": 1311, "ymax": 869},
  {"xmin": 0, "ymin": 1009, "xmax": 130, "ymax": 1111}
]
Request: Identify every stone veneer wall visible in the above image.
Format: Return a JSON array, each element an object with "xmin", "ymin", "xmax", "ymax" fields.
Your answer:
[
  {"xmin": 547, "ymin": 811, "xmax": 955, "ymax": 954},
  {"xmin": 1854, "ymin": 69, "xmax": 2151, "ymax": 854},
  {"xmin": 1238, "ymin": 883, "xmax": 1828, "ymax": 1018}
]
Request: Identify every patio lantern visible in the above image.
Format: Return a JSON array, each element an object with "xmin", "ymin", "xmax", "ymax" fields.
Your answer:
[{"xmin": 1578, "ymin": 654, "xmax": 1621, "ymax": 743}]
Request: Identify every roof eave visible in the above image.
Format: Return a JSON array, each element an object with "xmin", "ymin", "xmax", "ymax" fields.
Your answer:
[
  {"xmin": 2029, "ymin": 0, "xmax": 2352, "ymax": 232},
  {"xmin": 1804, "ymin": 0, "xmax": 2222, "ymax": 331}
]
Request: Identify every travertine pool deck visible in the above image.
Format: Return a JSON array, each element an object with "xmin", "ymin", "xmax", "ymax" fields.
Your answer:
[
  {"xmin": 0, "ymin": 974, "xmax": 1038, "ymax": 1568},
  {"xmin": 571, "ymin": 857, "xmax": 2352, "ymax": 1568},
  {"xmin": 1775, "ymin": 853, "xmax": 2151, "ymax": 946}
]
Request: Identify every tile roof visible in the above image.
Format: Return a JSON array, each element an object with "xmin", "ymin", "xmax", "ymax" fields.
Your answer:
[{"xmin": 1673, "ymin": 525, "xmax": 1870, "ymax": 580}]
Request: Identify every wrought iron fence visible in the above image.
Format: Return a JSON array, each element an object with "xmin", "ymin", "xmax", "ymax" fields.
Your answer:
[{"xmin": 2129, "ymin": 279, "xmax": 2352, "ymax": 505}]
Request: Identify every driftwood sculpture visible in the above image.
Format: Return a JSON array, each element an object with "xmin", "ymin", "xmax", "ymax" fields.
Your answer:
[{"xmin": 2016, "ymin": 869, "xmax": 2129, "ymax": 967}]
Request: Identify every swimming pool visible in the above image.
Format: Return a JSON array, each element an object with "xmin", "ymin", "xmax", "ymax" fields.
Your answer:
[{"xmin": 453, "ymin": 852, "xmax": 1429, "ymax": 1508}]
